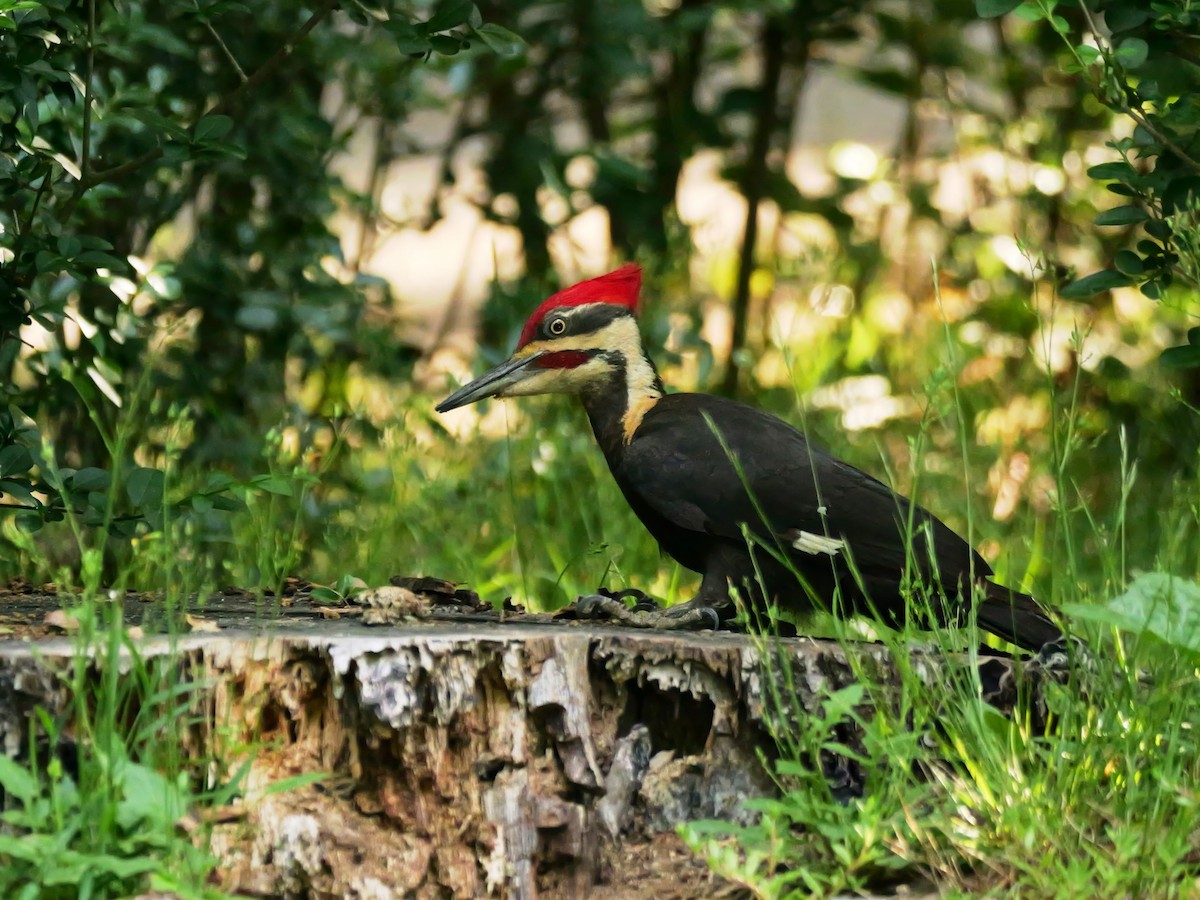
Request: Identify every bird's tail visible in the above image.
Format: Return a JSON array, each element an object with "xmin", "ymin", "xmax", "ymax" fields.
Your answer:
[{"xmin": 976, "ymin": 581, "xmax": 1062, "ymax": 652}]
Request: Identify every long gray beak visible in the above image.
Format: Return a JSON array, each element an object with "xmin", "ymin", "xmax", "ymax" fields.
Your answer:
[{"xmin": 436, "ymin": 352, "xmax": 544, "ymax": 413}]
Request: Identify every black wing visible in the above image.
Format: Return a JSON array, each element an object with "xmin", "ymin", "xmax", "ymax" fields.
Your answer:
[{"xmin": 621, "ymin": 393, "xmax": 988, "ymax": 582}]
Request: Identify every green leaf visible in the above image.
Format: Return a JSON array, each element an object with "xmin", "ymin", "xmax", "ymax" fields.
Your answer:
[
  {"xmin": 1064, "ymin": 573, "xmax": 1200, "ymax": 655},
  {"xmin": 0, "ymin": 443, "xmax": 32, "ymax": 476},
  {"xmin": 1115, "ymin": 36, "xmax": 1148, "ymax": 69},
  {"xmin": 0, "ymin": 479, "xmax": 38, "ymax": 507},
  {"xmin": 1161, "ymin": 344, "xmax": 1200, "ymax": 369},
  {"xmin": 1113, "ymin": 250, "xmax": 1145, "ymax": 275},
  {"xmin": 211, "ymin": 493, "xmax": 246, "ymax": 511},
  {"xmin": 70, "ymin": 466, "xmax": 111, "ymax": 493},
  {"xmin": 204, "ymin": 471, "xmax": 238, "ymax": 491},
  {"xmin": 1059, "ymin": 269, "xmax": 1132, "ymax": 298},
  {"xmin": 249, "ymin": 473, "xmax": 294, "ymax": 496},
  {"xmin": 430, "ymin": 33, "xmax": 464, "ymax": 55},
  {"xmin": 1145, "ymin": 219, "xmax": 1172, "ymax": 240},
  {"xmin": 1094, "ymin": 205, "xmax": 1147, "ymax": 226},
  {"xmin": 384, "ymin": 19, "xmax": 432, "ymax": 55},
  {"xmin": 0, "ymin": 754, "xmax": 37, "ymax": 801},
  {"xmin": 1105, "ymin": 5, "xmax": 1151, "ymax": 32},
  {"xmin": 14, "ymin": 512, "xmax": 43, "ymax": 532},
  {"xmin": 194, "ymin": 114, "xmax": 233, "ymax": 143},
  {"xmin": 1087, "ymin": 161, "xmax": 1135, "ymax": 181},
  {"xmin": 308, "ymin": 586, "xmax": 344, "ymax": 604},
  {"xmin": 974, "ymin": 0, "xmax": 1022, "ymax": 16},
  {"xmin": 473, "ymin": 23, "xmax": 525, "ymax": 58},
  {"xmin": 125, "ymin": 466, "xmax": 165, "ymax": 511},
  {"xmin": 1187, "ymin": 326, "xmax": 1200, "ymax": 346},
  {"xmin": 425, "ymin": 0, "xmax": 474, "ymax": 32}
]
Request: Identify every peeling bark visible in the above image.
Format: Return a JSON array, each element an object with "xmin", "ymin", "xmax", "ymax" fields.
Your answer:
[{"xmin": 0, "ymin": 608, "xmax": 1039, "ymax": 898}]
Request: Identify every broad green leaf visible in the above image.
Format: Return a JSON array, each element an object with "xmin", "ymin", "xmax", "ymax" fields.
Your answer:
[
  {"xmin": 249, "ymin": 473, "xmax": 294, "ymax": 496},
  {"xmin": 430, "ymin": 33, "xmax": 464, "ymax": 55},
  {"xmin": 204, "ymin": 471, "xmax": 238, "ymax": 491},
  {"xmin": 384, "ymin": 19, "xmax": 432, "ymax": 55},
  {"xmin": 1095, "ymin": 205, "xmax": 1147, "ymax": 226},
  {"xmin": 70, "ymin": 467, "xmax": 111, "ymax": 493},
  {"xmin": 1064, "ymin": 573, "xmax": 1200, "ymax": 656},
  {"xmin": 974, "ymin": 0, "xmax": 1022, "ymax": 16},
  {"xmin": 1087, "ymin": 161, "xmax": 1135, "ymax": 180},
  {"xmin": 0, "ymin": 442, "xmax": 32, "ymax": 476},
  {"xmin": 125, "ymin": 466, "xmax": 165, "ymax": 511},
  {"xmin": 1115, "ymin": 36, "xmax": 1148, "ymax": 68},
  {"xmin": 14, "ymin": 512, "xmax": 43, "ymax": 532},
  {"xmin": 0, "ymin": 479, "xmax": 38, "ymax": 506},
  {"xmin": 1145, "ymin": 219, "xmax": 1172, "ymax": 240},
  {"xmin": 1113, "ymin": 250, "xmax": 1145, "ymax": 275},
  {"xmin": 1059, "ymin": 269, "xmax": 1132, "ymax": 298},
  {"xmin": 474, "ymin": 23, "xmax": 525, "ymax": 58},
  {"xmin": 1160, "ymin": 344, "xmax": 1200, "ymax": 369},
  {"xmin": 0, "ymin": 754, "xmax": 37, "ymax": 801},
  {"xmin": 211, "ymin": 493, "xmax": 246, "ymax": 511},
  {"xmin": 425, "ymin": 0, "xmax": 474, "ymax": 32},
  {"xmin": 194, "ymin": 114, "xmax": 233, "ymax": 142}
]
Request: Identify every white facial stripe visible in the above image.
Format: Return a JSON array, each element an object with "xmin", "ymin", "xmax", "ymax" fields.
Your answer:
[
  {"xmin": 498, "ymin": 356, "xmax": 611, "ymax": 397},
  {"xmin": 790, "ymin": 530, "xmax": 845, "ymax": 556},
  {"xmin": 515, "ymin": 312, "xmax": 662, "ymax": 440}
]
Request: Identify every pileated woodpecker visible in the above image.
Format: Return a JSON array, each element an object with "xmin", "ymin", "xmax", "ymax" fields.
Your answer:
[{"xmin": 437, "ymin": 265, "xmax": 1060, "ymax": 651}]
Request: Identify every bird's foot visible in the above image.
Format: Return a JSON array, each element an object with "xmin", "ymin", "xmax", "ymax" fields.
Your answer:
[
  {"xmin": 1030, "ymin": 635, "xmax": 1094, "ymax": 680},
  {"xmin": 564, "ymin": 591, "xmax": 722, "ymax": 631}
]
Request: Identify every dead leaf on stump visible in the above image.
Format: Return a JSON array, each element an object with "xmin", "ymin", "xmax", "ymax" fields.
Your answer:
[
  {"xmin": 186, "ymin": 614, "xmax": 221, "ymax": 633},
  {"xmin": 43, "ymin": 609, "xmax": 80, "ymax": 633},
  {"xmin": 357, "ymin": 586, "xmax": 425, "ymax": 626},
  {"xmin": 389, "ymin": 575, "xmax": 487, "ymax": 610}
]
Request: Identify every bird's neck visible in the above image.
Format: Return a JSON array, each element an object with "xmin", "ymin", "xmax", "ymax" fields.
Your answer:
[{"xmin": 580, "ymin": 347, "xmax": 664, "ymax": 458}]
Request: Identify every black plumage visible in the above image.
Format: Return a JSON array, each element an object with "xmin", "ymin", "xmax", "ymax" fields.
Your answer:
[
  {"xmin": 586, "ymin": 391, "xmax": 1059, "ymax": 650},
  {"xmin": 436, "ymin": 265, "xmax": 1060, "ymax": 651}
]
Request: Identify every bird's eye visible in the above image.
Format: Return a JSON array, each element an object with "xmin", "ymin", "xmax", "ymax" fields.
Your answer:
[{"xmin": 548, "ymin": 317, "xmax": 567, "ymax": 336}]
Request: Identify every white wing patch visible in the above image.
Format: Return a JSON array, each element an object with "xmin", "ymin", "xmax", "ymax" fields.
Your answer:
[{"xmin": 789, "ymin": 530, "xmax": 845, "ymax": 556}]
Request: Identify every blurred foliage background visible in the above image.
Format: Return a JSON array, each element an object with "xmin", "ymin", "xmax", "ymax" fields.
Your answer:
[{"xmin": 2, "ymin": 0, "xmax": 1199, "ymax": 609}]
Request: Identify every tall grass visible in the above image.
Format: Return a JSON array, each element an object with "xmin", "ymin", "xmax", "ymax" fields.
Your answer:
[
  {"xmin": 0, "ymin": 397, "xmax": 317, "ymax": 899},
  {"xmin": 677, "ymin": 288, "xmax": 1200, "ymax": 897},
  {"xmin": 2, "ymin": 269, "xmax": 1196, "ymax": 897}
]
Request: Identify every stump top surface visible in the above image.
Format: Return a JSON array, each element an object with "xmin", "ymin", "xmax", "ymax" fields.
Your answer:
[{"xmin": 0, "ymin": 587, "xmax": 872, "ymax": 663}]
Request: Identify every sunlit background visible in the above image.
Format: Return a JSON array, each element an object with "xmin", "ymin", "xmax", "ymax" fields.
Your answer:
[{"xmin": 3, "ymin": 1, "xmax": 1197, "ymax": 608}]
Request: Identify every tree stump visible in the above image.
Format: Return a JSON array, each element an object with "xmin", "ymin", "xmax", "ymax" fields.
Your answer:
[{"xmin": 0, "ymin": 591, "xmax": 1036, "ymax": 898}]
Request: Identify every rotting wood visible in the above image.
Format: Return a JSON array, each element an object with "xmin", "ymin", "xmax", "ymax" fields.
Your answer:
[{"xmin": 0, "ymin": 594, "xmax": 1045, "ymax": 899}]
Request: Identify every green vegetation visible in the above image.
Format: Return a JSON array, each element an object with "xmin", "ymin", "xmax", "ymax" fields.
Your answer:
[{"xmin": 3, "ymin": 0, "xmax": 1200, "ymax": 895}]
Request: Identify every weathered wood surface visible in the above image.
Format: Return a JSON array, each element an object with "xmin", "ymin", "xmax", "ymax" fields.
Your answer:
[{"xmin": 0, "ymin": 592, "xmax": 1034, "ymax": 898}]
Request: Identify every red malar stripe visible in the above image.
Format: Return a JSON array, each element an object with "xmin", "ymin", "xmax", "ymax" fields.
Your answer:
[{"xmin": 536, "ymin": 351, "xmax": 590, "ymax": 369}]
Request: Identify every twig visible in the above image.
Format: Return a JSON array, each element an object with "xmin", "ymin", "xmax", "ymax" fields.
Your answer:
[
  {"xmin": 1121, "ymin": 105, "xmax": 1200, "ymax": 176},
  {"xmin": 206, "ymin": 0, "xmax": 341, "ymax": 118},
  {"xmin": 205, "ymin": 23, "xmax": 247, "ymax": 81},
  {"xmin": 1073, "ymin": 0, "xmax": 1200, "ymax": 175}
]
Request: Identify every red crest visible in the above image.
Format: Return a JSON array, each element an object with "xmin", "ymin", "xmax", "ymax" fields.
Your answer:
[{"xmin": 516, "ymin": 264, "xmax": 642, "ymax": 348}]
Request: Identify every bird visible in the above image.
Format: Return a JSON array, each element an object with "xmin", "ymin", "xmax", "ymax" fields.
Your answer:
[{"xmin": 436, "ymin": 264, "xmax": 1061, "ymax": 652}]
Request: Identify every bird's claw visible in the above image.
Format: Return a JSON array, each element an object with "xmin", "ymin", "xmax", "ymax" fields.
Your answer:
[
  {"xmin": 570, "ymin": 594, "xmax": 721, "ymax": 631},
  {"xmin": 1030, "ymin": 635, "xmax": 1093, "ymax": 680}
]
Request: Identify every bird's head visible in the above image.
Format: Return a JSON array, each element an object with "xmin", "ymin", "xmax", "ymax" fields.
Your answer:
[{"xmin": 436, "ymin": 264, "xmax": 656, "ymax": 413}]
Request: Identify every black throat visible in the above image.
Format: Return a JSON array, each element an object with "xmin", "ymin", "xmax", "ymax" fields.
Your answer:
[{"xmin": 579, "ymin": 350, "xmax": 664, "ymax": 461}]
